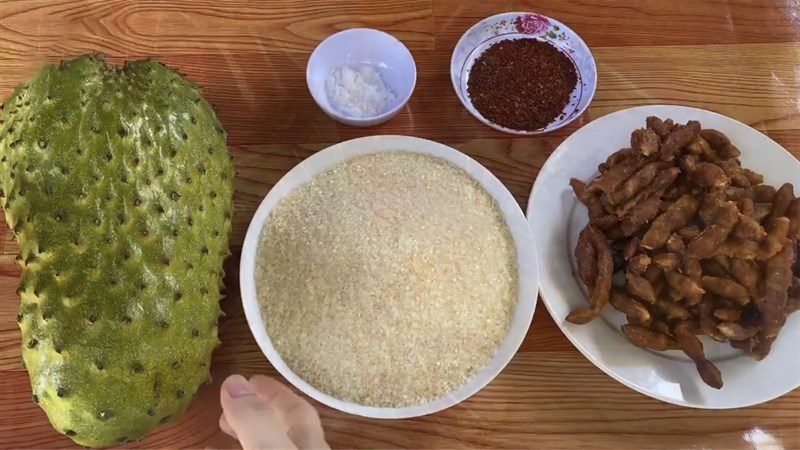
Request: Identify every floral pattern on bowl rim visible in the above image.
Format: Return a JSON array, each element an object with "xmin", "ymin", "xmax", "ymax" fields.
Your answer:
[{"xmin": 451, "ymin": 12, "xmax": 597, "ymax": 135}]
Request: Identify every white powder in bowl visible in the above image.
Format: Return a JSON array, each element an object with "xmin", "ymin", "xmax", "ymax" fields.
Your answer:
[
  {"xmin": 256, "ymin": 152, "xmax": 518, "ymax": 407},
  {"xmin": 325, "ymin": 64, "xmax": 396, "ymax": 118}
]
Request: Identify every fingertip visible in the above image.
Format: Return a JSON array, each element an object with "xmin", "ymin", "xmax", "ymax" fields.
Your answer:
[
  {"xmin": 248, "ymin": 375, "xmax": 294, "ymax": 402},
  {"xmin": 221, "ymin": 374, "xmax": 255, "ymax": 399},
  {"xmin": 247, "ymin": 374, "xmax": 278, "ymax": 392},
  {"xmin": 247, "ymin": 374, "xmax": 279, "ymax": 387}
]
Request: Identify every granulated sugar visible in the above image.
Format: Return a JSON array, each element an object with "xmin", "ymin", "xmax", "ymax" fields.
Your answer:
[
  {"xmin": 256, "ymin": 152, "xmax": 517, "ymax": 407},
  {"xmin": 325, "ymin": 64, "xmax": 395, "ymax": 118}
]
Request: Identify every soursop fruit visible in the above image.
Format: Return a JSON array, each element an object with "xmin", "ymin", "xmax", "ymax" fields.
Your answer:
[{"xmin": 0, "ymin": 54, "xmax": 234, "ymax": 447}]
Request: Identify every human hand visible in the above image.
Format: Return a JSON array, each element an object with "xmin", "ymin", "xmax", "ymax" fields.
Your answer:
[{"xmin": 219, "ymin": 375, "xmax": 329, "ymax": 450}]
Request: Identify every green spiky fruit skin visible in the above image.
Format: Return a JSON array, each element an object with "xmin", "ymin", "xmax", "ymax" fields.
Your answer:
[{"xmin": 0, "ymin": 55, "xmax": 234, "ymax": 448}]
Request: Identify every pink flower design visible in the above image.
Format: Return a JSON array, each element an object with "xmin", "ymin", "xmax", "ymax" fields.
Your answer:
[{"xmin": 514, "ymin": 14, "xmax": 550, "ymax": 35}]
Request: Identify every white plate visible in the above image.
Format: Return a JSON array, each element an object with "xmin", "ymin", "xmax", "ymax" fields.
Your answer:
[
  {"xmin": 527, "ymin": 105, "xmax": 800, "ymax": 408},
  {"xmin": 241, "ymin": 135, "xmax": 539, "ymax": 418}
]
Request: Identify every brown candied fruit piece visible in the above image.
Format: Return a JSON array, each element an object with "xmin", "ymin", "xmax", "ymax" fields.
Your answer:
[
  {"xmin": 659, "ymin": 120, "xmax": 700, "ymax": 161},
  {"xmin": 641, "ymin": 195, "xmax": 700, "ymax": 250},
  {"xmin": 631, "ymin": 127, "xmax": 660, "ymax": 156},
  {"xmin": 646, "ymin": 116, "xmax": 673, "ymax": 137}
]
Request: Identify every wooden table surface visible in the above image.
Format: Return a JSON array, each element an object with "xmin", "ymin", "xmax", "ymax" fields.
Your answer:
[{"xmin": 1, "ymin": 1, "xmax": 799, "ymax": 448}]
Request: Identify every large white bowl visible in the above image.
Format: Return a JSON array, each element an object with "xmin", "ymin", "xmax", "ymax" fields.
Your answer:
[
  {"xmin": 240, "ymin": 135, "xmax": 539, "ymax": 418},
  {"xmin": 307, "ymin": 29, "xmax": 416, "ymax": 127},
  {"xmin": 527, "ymin": 105, "xmax": 800, "ymax": 408}
]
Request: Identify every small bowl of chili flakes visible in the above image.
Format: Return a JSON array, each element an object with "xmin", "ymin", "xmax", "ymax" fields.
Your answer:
[{"xmin": 451, "ymin": 12, "xmax": 596, "ymax": 135}]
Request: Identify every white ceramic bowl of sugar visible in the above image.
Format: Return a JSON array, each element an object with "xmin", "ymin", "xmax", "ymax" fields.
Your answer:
[
  {"xmin": 240, "ymin": 136, "xmax": 539, "ymax": 418},
  {"xmin": 307, "ymin": 28, "xmax": 416, "ymax": 127}
]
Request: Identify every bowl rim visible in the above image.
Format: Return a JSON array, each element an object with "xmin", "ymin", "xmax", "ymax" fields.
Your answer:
[
  {"xmin": 306, "ymin": 28, "xmax": 417, "ymax": 125},
  {"xmin": 449, "ymin": 11, "xmax": 597, "ymax": 135},
  {"xmin": 239, "ymin": 135, "xmax": 539, "ymax": 418}
]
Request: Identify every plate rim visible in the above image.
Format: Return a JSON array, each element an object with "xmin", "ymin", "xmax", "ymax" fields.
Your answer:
[{"xmin": 526, "ymin": 104, "xmax": 800, "ymax": 409}]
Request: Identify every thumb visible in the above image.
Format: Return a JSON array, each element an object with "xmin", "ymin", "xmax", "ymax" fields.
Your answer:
[{"xmin": 220, "ymin": 375, "xmax": 297, "ymax": 450}]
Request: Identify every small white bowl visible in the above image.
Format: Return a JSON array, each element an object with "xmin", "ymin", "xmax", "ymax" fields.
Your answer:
[
  {"xmin": 240, "ymin": 136, "xmax": 539, "ymax": 418},
  {"xmin": 451, "ymin": 12, "xmax": 597, "ymax": 135},
  {"xmin": 307, "ymin": 29, "xmax": 416, "ymax": 127}
]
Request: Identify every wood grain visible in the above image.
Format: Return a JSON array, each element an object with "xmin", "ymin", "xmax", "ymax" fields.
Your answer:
[
  {"xmin": 1, "ymin": 0, "xmax": 799, "ymax": 449},
  {"xmin": 432, "ymin": 0, "xmax": 800, "ymax": 48},
  {"xmin": 2, "ymin": 46, "xmax": 799, "ymax": 145},
  {"xmin": 0, "ymin": 0, "xmax": 435, "ymax": 57}
]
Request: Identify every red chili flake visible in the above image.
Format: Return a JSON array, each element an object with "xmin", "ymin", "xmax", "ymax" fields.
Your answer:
[{"xmin": 467, "ymin": 39, "xmax": 578, "ymax": 131}]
